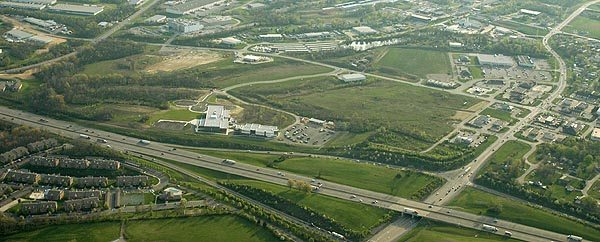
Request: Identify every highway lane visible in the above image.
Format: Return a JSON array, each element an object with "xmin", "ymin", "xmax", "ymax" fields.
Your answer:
[{"xmin": 0, "ymin": 106, "xmax": 588, "ymax": 242}]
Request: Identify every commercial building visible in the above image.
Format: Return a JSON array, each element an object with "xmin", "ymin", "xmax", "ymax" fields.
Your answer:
[
  {"xmin": 21, "ymin": 201, "xmax": 57, "ymax": 214},
  {"xmin": 49, "ymin": 4, "xmax": 104, "ymax": 16},
  {"xmin": 4, "ymin": 29, "xmax": 34, "ymax": 42},
  {"xmin": 410, "ymin": 14, "xmax": 432, "ymax": 22},
  {"xmin": 129, "ymin": 0, "xmax": 144, "ymax": 5},
  {"xmin": 10, "ymin": 0, "xmax": 56, "ymax": 5},
  {"xmin": 517, "ymin": 55, "xmax": 534, "ymax": 68},
  {"xmin": 145, "ymin": 15, "xmax": 167, "ymax": 23},
  {"xmin": 476, "ymin": 54, "xmax": 515, "ymax": 67},
  {"xmin": 258, "ymin": 33, "xmax": 283, "ymax": 40},
  {"xmin": 0, "ymin": 1, "xmax": 46, "ymax": 10},
  {"xmin": 24, "ymin": 17, "xmax": 58, "ymax": 29},
  {"xmin": 167, "ymin": 18, "xmax": 203, "ymax": 33},
  {"xmin": 161, "ymin": 187, "xmax": 183, "ymax": 201},
  {"xmin": 591, "ymin": 128, "xmax": 600, "ymax": 141},
  {"xmin": 235, "ymin": 123, "xmax": 279, "ymax": 138},
  {"xmin": 520, "ymin": 9, "xmax": 541, "ymax": 16},
  {"xmin": 339, "ymin": 73, "xmax": 366, "ymax": 83},
  {"xmin": 298, "ymin": 32, "xmax": 331, "ymax": 39},
  {"xmin": 166, "ymin": 0, "xmax": 224, "ymax": 15},
  {"xmin": 220, "ymin": 37, "xmax": 242, "ymax": 45},
  {"xmin": 352, "ymin": 26, "xmax": 378, "ymax": 35},
  {"xmin": 195, "ymin": 105, "xmax": 230, "ymax": 134}
]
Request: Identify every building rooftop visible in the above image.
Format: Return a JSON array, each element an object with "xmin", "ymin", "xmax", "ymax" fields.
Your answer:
[
  {"xmin": 0, "ymin": 1, "xmax": 47, "ymax": 9},
  {"xmin": 49, "ymin": 4, "xmax": 104, "ymax": 15},
  {"xmin": 10, "ymin": 0, "xmax": 56, "ymax": 5},
  {"xmin": 200, "ymin": 105, "xmax": 230, "ymax": 129},
  {"xmin": 5, "ymin": 29, "xmax": 34, "ymax": 40},
  {"xmin": 145, "ymin": 15, "xmax": 166, "ymax": 22},
  {"xmin": 520, "ymin": 9, "xmax": 541, "ymax": 16},
  {"xmin": 352, "ymin": 26, "xmax": 378, "ymax": 34},
  {"xmin": 476, "ymin": 54, "xmax": 515, "ymax": 66}
]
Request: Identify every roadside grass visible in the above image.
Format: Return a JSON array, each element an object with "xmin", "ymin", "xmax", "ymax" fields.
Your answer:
[
  {"xmin": 397, "ymin": 220, "xmax": 519, "ymax": 242},
  {"xmin": 515, "ymin": 108, "xmax": 531, "ymax": 118},
  {"xmin": 160, "ymin": 158, "xmax": 393, "ymax": 232},
  {"xmin": 232, "ymin": 77, "xmax": 480, "ymax": 151},
  {"xmin": 124, "ymin": 215, "xmax": 279, "ymax": 242},
  {"xmin": 448, "ymin": 187, "xmax": 600, "ymax": 241},
  {"xmin": 229, "ymin": 179, "xmax": 390, "ymax": 231},
  {"xmin": 146, "ymin": 108, "xmax": 201, "ymax": 125},
  {"xmin": 496, "ymin": 20, "xmax": 549, "ymax": 36},
  {"xmin": 325, "ymin": 131, "xmax": 374, "ymax": 147},
  {"xmin": 186, "ymin": 150, "xmax": 444, "ymax": 200},
  {"xmin": 1, "ymin": 222, "xmax": 121, "ymax": 242},
  {"xmin": 478, "ymin": 140, "xmax": 531, "ymax": 179},
  {"xmin": 480, "ymin": 108, "xmax": 517, "ymax": 125},
  {"xmin": 565, "ymin": 15, "xmax": 600, "ymax": 39},
  {"xmin": 374, "ymin": 48, "xmax": 452, "ymax": 78}
]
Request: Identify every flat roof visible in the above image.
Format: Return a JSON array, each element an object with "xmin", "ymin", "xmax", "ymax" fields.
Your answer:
[
  {"xmin": 5, "ymin": 29, "xmax": 34, "ymax": 40},
  {"xmin": 200, "ymin": 105, "xmax": 230, "ymax": 129},
  {"xmin": 10, "ymin": 0, "xmax": 56, "ymax": 5},
  {"xmin": 352, "ymin": 26, "xmax": 377, "ymax": 34},
  {"xmin": 259, "ymin": 33, "xmax": 283, "ymax": 38},
  {"xmin": 592, "ymin": 128, "xmax": 600, "ymax": 138},
  {"xmin": 0, "ymin": 1, "xmax": 46, "ymax": 9},
  {"xmin": 476, "ymin": 54, "xmax": 514, "ymax": 66},
  {"xmin": 49, "ymin": 4, "xmax": 104, "ymax": 15},
  {"xmin": 29, "ymin": 35, "xmax": 53, "ymax": 44},
  {"xmin": 166, "ymin": 0, "xmax": 219, "ymax": 13},
  {"xmin": 520, "ymin": 9, "xmax": 541, "ymax": 16}
]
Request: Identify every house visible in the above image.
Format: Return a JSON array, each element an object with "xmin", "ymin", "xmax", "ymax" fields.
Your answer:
[
  {"xmin": 63, "ymin": 197, "xmax": 99, "ymax": 211},
  {"xmin": 469, "ymin": 115, "xmax": 491, "ymax": 128},
  {"xmin": 161, "ymin": 187, "xmax": 183, "ymax": 201},
  {"xmin": 116, "ymin": 175, "xmax": 149, "ymax": 187},
  {"xmin": 4, "ymin": 170, "xmax": 40, "ymax": 184},
  {"xmin": 195, "ymin": 105, "xmax": 230, "ymax": 134},
  {"xmin": 40, "ymin": 174, "xmax": 73, "ymax": 187},
  {"xmin": 59, "ymin": 158, "xmax": 89, "ymax": 169},
  {"xmin": 65, "ymin": 190, "xmax": 101, "ymax": 200},
  {"xmin": 76, "ymin": 176, "xmax": 108, "ymax": 188},
  {"xmin": 45, "ymin": 189, "xmax": 64, "ymax": 201},
  {"xmin": 48, "ymin": 4, "xmax": 104, "ymax": 15},
  {"xmin": 88, "ymin": 159, "xmax": 120, "ymax": 170},
  {"xmin": 21, "ymin": 201, "xmax": 57, "ymax": 214}
]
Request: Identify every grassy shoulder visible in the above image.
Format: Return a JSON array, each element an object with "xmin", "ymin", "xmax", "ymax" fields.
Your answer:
[
  {"xmin": 187, "ymin": 150, "xmax": 444, "ymax": 200},
  {"xmin": 124, "ymin": 215, "xmax": 279, "ymax": 242},
  {"xmin": 1, "ymin": 221, "xmax": 121, "ymax": 242},
  {"xmin": 448, "ymin": 187, "xmax": 600, "ymax": 241},
  {"xmin": 397, "ymin": 220, "xmax": 519, "ymax": 242}
]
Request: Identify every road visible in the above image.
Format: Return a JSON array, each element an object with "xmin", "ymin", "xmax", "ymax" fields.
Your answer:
[
  {"xmin": 0, "ymin": 0, "xmax": 162, "ymax": 74},
  {"xmin": 423, "ymin": 0, "xmax": 598, "ymax": 207},
  {"xmin": 0, "ymin": 106, "xmax": 590, "ymax": 242}
]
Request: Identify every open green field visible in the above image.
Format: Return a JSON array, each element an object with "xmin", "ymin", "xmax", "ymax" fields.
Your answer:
[
  {"xmin": 230, "ymin": 179, "xmax": 390, "ymax": 231},
  {"xmin": 231, "ymin": 77, "xmax": 480, "ymax": 151},
  {"xmin": 496, "ymin": 20, "xmax": 549, "ymax": 36},
  {"xmin": 374, "ymin": 48, "xmax": 452, "ymax": 78},
  {"xmin": 397, "ymin": 220, "xmax": 519, "ymax": 242},
  {"xmin": 468, "ymin": 66, "xmax": 484, "ymax": 79},
  {"xmin": 480, "ymin": 108, "xmax": 517, "ymax": 125},
  {"xmin": 146, "ymin": 108, "xmax": 201, "ymax": 125},
  {"xmin": 2, "ymin": 222, "xmax": 120, "ymax": 242},
  {"xmin": 479, "ymin": 140, "xmax": 531, "ymax": 179},
  {"xmin": 565, "ymin": 15, "xmax": 600, "ymax": 39},
  {"xmin": 189, "ymin": 150, "xmax": 444, "ymax": 200},
  {"xmin": 448, "ymin": 187, "xmax": 600, "ymax": 241},
  {"xmin": 124, "ymin": 216, "xmax": 279, "ymax": 242}
]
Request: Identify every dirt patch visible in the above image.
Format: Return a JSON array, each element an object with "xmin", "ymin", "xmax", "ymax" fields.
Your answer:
[
  {"xmin": 451, "ymin": 110, "xmax": 473, "ymax": 120},
  {"xmin": 466, "ymin": 100, "xmax": 489, "ymax": 112},
  {"xmin": 425, "ymin": 73, "xmax": 452, "ymax": 82},
  {"xmin": 154, "ymin": 120, "xmax": 188, "ymax": 130},
  {"xmin": 1, "ymin": 16, "xmax": 66, "ymax": 52},
  {"xmin": 0, "ymin": 69, "xmax": 35, "ymax": 80},
  {"xmin": 145, "ymin": 50, "xmax": 223, "ymax": 73}
]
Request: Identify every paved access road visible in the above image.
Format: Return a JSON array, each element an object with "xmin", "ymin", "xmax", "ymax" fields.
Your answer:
[{"xmin": 0, "ymin": 106, "xmax": 588, "ymax": 242}]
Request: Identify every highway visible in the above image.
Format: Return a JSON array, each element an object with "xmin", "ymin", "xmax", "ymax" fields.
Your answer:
[
  {"xmin": 0, "ymin": 106, "xmax": 589, "ymax": 242},
  {"xmin": 423, "ymin": 0, "xmax": 598, "ymax": 206}
]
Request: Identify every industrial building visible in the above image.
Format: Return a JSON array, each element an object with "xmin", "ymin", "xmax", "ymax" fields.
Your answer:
[
  {"xmin": 165, "ymin": 0, "xmax": 224, "ymax": 15},
  {"xmin": 129, "ymin": 0, "xmax": 144, "ymax": 5},
  {"xmin": 24, "ymin": 17, "xmax": 58, "ymax": 29},
  {"xmin": 339, "ymin": 73, "xmax": 366, "ymax": 83},
  {"xmin": 220, "ymin": 37, "xmax": 242, "ymax": 45},
  {"xmin": 145, "ymin": 15, "xmax": 167, "ymax": 23},
  {"xmin": 195, "ymin": 105, "xmax": 230, "ymax": 134},
  {"xmin": 520, "ymin": 9, "xmax": 541, "ymax": 16},
  {"xmin": 352, "ymin": 26, "xmax": 378, "ymax": 35},
  {"xmin": 4, "ymin": 29, "xmax": 34, "ymax": 42},
  {"xmin": 476, "ymin": 54, "xmax": 515, "ymax": 67},
  {"xmin": 235, "ymin": 123, "xmax": 279, "ymax": 138},
  {"xmin": 49, "ymin": 4, "xmax": 104, "ymax": 16},
  {"xmin": 28, "ymin": 35, "xmax": 53, "ymax": 44},
  {"xmin": 167, "ymin": 18, "xmax": 203, "ymax": 33},
  {"xmin": 259, "ymin": 33, "xmax": 283, "ymax": 40},
  {"xmin": 10, "ymin": 0, "xmax": 56, "ymax": 5},
  {"xmin": 0, "ymin": 1, "xmax": 46, "ymax": 10}
]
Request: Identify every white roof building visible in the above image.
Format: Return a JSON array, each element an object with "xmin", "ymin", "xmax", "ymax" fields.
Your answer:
[
  {"xmin": 236, "ymin": 123, "xmax": 279, "ymax": 138},
  {"xmin": 129, "ymin": 0, "xmax": 144, "ymax": 5},
  {"xmin": 221, "ymin": 37, "xmax": 242, "ymax": 45},
  {"xmin": 196, "ymin": 105, "xmax": 230, "ymax": 134},
  {"xmin": 352, "ymin": 26, "xmax": 378, "ymax": 35},
  {"xmin": 5, "ymin": 29, "xmax": 34, "ymax": 41},
  {"xmin": 520, "ymin": 9, "xmax": 541, "ymax": 16},
  {"xmin": 476, "ymin": 54, "xmax": 515, "ymax": 67},
  {"xmin": 339, "ymin": 73, "xmax": 366, "ymax": 82},
  {"xmin": 10, "ymin": 0, "xmax": 56, "ymax": 5},
  {"xmin": 592, "ymin": 128, "xmax": 600, "ymax": 141},
  {"xmin": 0, "ymin": 1, "xmax": 46, "ymax": 10},
  {"xmin": 49, "ymin": 4, "xmax": 104, "ymax": 15},
  {"xmin": 259, "ymin": 33, "xmax": 283, "ymax": 39}
]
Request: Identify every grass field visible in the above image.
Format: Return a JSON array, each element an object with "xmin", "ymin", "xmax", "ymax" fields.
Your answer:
[
  {"xmin": 2, "ymin": 222, "xmax": 121, "ymax": 242},
  {"xmin": 374, "ymin": 48, "xmax": 452, "ymax": 78},
  {"xmin": 230, "ymin": 180, "xmax": 390, "ymax": 231},
  {"xmin": 478, "ymin": 140, "xmax": 531, "ymax": 179},
  {"xmin": 189, "ymin": 150, "xmax": 444, "ymax": 199},
  {"xmin": 232, "ymin": 77, "xmax": 480, "ymax": 151},
  {"xmin": 496, "ymin": 20, "xmax": 549, "ymax": 36},
  {"xmin": 146, "ymin": 108, "xmax": 201, "ymax": 125},
  {"xmin": 468, "ymin": 66, "xmax": 484, "ymax": 79},
  {"xmin": 565, "ymin": 15, "xmax": 600, "ymax": 39},
  {"xmin": 124, "ymin": 216, "xmax": 279, "ymax": 242},
  {"xmin": 480, "ymin": 108, "xmax": 517, "ymax": 125},
  {"xmin": 398, "ymin": 220, "xmax": 519, "ymax": 242},
  {"xmin": 448, "ymin": 188, "xmax": 600, "ymax": 241}
]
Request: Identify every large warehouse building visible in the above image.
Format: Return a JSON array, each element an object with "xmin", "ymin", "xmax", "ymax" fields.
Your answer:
[
  {"xmin": 194, "ymin": 105, "xmax": 231, "ymax": 134},
  {"xmin": 49, "ymin": 4, "xmax": 104, "ymax": 15},
  {"xmin": 236, "ymin": 123, "xmax": 279, "ymax": 138},
  {"xmin": 476, "ymin": 54, "xmax": 515, "ymax": 67}
]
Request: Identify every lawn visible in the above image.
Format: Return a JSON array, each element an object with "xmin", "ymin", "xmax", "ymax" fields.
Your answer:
[
  {"xmin": 398, "ymin": 220, "xmax": 519, "ymax": 242},
  {"xmin": 565, "ymin": 15, "xmax": 600, "ymax": 39},
  {"xmin": 189, "ymin": 150, "xmax": 444, "ymax": 200},
  {"xmin": 478, "ymin": 140, "xmax": 531, "ymax": 179},
  {"xmin": 146, "ymin": 108, "xmax": 202, "ymax": 125},
  {"xmin": 124, "ymin": 215, "xmax": 279, "ymax": 242},
  {"xmin": 468, "ymin": 66, "xmax": 484, "ymax": 79},
  {"xmin": 375, "ymin": 48, "xmax": 452, "ymax": 78},
  {"xmin": 496, "ymin": 20, "xmax": 549, "ymax": 36},
  {"xmin": 232, "ymin": 77, "xmax": 480, "ymax": 151},
  {"xmin": 480, "ymin": 108, "xmax": 517, "ymax": 125},
  {"xmin": 230, "ymin": 180, "xmax": 390, "ymax": 231},
  {"xmin": 448, "ymin": 187, "xmax": 600, "ymax": 241},
  {"xmin": 2, "ymin": 222, "xmax": 121, "ymax": 242}
]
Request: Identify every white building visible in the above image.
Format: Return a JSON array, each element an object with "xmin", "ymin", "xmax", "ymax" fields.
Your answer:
[
  {"xmin": 258, "ymin": 33, "xmax": 283, "ymax": 39},
  {"xmin": 592, "ymin": 128, "xmax": 600, "ymax": 141},
  {"xmin": 10, "ymin": 0, "xmax": 56, "ymax": 5},
  {"xmin": 352, "ymin": 26, "xmax": 378, "ymax": 35},
  {"xmin": 168, "ymin": 18, "xmax": 203, "ymax": 33},
  {"xmin": 195, "ymin": 105, "xmax": 230, "ymax": 134},
  {"xmin": 476, "ymin": 54, "xmax": 515, "ymax": 67},
  {"xmin": 236, "ymin": 123, "xmax": 279, "ymax": 138},
  {"xmin": 339, "ymin": 73, "xmax": 366, "ymax": 83},
  {"xmin": 161, "ymin": 187, "xmax": 182, "ymax": 201},
  {"xmin": 129, "ymin": 0, "xmax": 144, "ymax": 5},
  {"xmin": 4, "ymin": 29, "xmax": 34, "ymax": 42},
  {"xmin": 166, "ymin": 0, "xmax": 225, "ymax": 15},
  {"xmin": 48, "ymin": 4, "xmax": 104, "ymax": 15},
  {"xmin": 0, "ymin": 1, "xmax": 46, "ymax": 10},
  {"xmin": 520, "ymin": 9, "xmax": 541, "ymax": 16}
]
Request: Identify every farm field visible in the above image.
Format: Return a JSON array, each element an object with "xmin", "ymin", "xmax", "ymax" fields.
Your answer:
[
  {"xmin": 124, "ymin": 216, "xmax": 279, "ymax": 242},
  {"xmin": 565, "ymin": 15, "xmax": 600, "ymax": 39},
  {"xmin": 374, "ymin": 48, "xmax": 452, "ymax": 79},
  {"xmin": 229, "ymin": 179, "xmax": 391, "ymax": 231},
  {"xmin": 397, "ymin": 220, "xmax": 519, "ymax": 242},
  {"xmin": 188, "ymin": 150, "xmax": 444, "ymax": 200},
  {"xmin": 231, "ymin": 77, "xmax": 480, "ymax": 151},
  {"xmin": 1, "ymin": 222, "xmax": 121, "ymax": 242},
  {"xmin": 448, "ymin": 188, "xmax": 600, "ymax": 241}
]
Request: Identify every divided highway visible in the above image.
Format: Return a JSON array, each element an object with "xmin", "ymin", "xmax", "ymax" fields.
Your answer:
[{"xmin": 0, "ymin": 106, "xmax": 589, "ymax": 242}]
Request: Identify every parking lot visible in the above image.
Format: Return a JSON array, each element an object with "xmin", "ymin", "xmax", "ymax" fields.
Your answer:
[
  {"xmin": 482, "ymin": 67, "xmax": 553, "ymax": 82},
  {"xmin": 280, "ymin": 123, "xmax": 335, "ymax": 146}
]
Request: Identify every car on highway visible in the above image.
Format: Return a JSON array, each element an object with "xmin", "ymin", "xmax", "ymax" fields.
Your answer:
[{"xmin": 350, "ymin": 195, "xmax": 356, "ymax": 199}]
